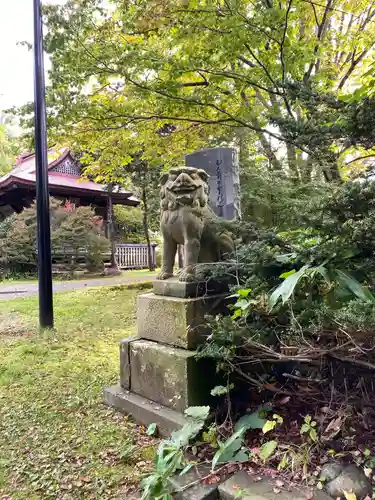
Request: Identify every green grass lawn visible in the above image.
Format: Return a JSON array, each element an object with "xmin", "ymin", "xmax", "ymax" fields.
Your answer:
[
  {"xmin": 0, "ymin": 282, "xmax": 155, "ymax": 499},
  {"xmin": 0, "ymin": 268, "xmax": 158, "ymax": 285}
]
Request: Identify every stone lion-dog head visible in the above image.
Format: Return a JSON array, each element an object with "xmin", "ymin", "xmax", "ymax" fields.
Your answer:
[{"xmin": 160, "ymin": 167, "xmax": 209, "ymax": 211}]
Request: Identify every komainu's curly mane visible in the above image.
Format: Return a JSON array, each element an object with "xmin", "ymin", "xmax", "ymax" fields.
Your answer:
[{"xmin": 158, "ymin": 166, "xmax": 234, "ymax": 282}]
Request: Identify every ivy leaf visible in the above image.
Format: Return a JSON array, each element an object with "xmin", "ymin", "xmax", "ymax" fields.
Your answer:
[
  {"xmin": 234, "ymin": 299, "xmax": 250, "ymax": 310},
  {"xmin": 146, "ymin": 423, "xmax": 157, "ymax": 436},
  {"xmin": 259, "ymin": 440, "xmax": 278, "ymax": 462},
  {"xmin": 234, "ymin": 408, "xmax": 270, "ymax": 432},
  {"xmin": 211, "ymin": 385, "xmax": 233, "ymax": 396},
  {"xmin": 184, "ymin": 406, "xmax": 210, "ymax": 422},
  {"xmin": 273, "ymin": 414, "xmax": 283, "ymax": 424},
  {"xmin": 212, "ymin": 438, "xmax": 243, "ymax": 468},
  {"xmin": 309, "ymin": 428, "xmax": 318, "ymax": 442},
  {"xmin": 231, "ymin": 308, "xmax": 243, "ymax": 319},
  {"xmin": 262, "ymin": 420, "xmax": 276, "ymax": 434},
  {"xmin": 232, "ymin": 449, "xmax": 250, "ymax": 462},
  {"xmin": 170, "ymin": 422, "xmax": 204, "ymax": 447},
  {"xmin": 300, "ymin": 423, "xmax": 310, "ymax": 434}
]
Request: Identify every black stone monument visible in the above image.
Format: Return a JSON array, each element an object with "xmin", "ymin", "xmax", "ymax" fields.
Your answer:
[{"xmin": 185, "ymin": 147, "xmax": 241, "ymax": 220}]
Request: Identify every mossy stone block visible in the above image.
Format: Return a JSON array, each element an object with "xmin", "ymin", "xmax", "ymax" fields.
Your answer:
[
  {"xmin": 119, "ymin": 337, "xmax": 137, "ymax": 389},
  {"xmin": 103, "ymin": 385, "xmax": 188, "ymax": 437},
  {"xmin": 137, "ymin": 293, "xmax": 226, "ymax": 349},
  {"xmin": 129, "ymin": 339, "xmax": 215, "ymax": 412}
]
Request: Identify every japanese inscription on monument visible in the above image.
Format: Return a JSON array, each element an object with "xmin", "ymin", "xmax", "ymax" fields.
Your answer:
[{"xmin": 185, "ymin": 147, "xmax": 241, "ymax": 220}]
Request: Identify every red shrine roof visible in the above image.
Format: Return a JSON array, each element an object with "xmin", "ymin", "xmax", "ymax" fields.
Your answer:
[{"xmin": 0, "ymin": 147, "xmax": 139, "ymax": 206}]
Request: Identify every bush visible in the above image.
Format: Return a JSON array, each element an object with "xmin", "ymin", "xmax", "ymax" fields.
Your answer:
[
  {"xmin": 240, "ymin": 164, "xmax": 332, "ymax": 230},
  {"xmin": 0, "ymin": 199, "xmax": 109, "ymax": 275},
  {"xmin": 114, "ymin": 205, "xmax": 145, "ymax": 243},
  {"xmin": 200, "ymin": 179, "xmax": 375, "ymax": 407}
]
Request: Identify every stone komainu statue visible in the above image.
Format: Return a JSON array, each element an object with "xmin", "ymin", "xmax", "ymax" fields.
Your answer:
[{"xmin": 157, "ymin": 166, "xmax": 235, "ymax": 282}]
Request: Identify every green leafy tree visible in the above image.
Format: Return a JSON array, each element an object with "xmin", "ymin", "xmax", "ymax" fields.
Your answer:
[
  {"xmin": 114, "ymin": 206, "xmax": 145, "ymax": 243},
  {"xmin": 119, "ymin": 158, "xmax": 161, "ymax": 271},
  {"xmin": 0, "ymin": 125, "xmax": 23, "ymax": 176},
  {"xmin": 12, "ymin": 0, "xmax": 375, "ymax": 183},
  {"xmin": 78, "ymin": 151, "xmax": 161, "ymax": 270}
]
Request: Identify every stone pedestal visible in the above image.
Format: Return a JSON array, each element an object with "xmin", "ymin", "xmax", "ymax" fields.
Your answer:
[
  {"xmin": 104, "ymin": 277, "xmax": 227, "ymax": 435},
  {"xmin": 153, "ymin": 277, "xmax": 229, "ymax": 298},
  {"xmin": 138, "ymin": 292, "xmax": 225, "ymax": 349}
]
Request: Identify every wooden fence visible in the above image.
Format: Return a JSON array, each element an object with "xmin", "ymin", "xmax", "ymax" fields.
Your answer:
[{"xmin": 115, "ymin": 243, "xmax": 157, "ymax": 269}]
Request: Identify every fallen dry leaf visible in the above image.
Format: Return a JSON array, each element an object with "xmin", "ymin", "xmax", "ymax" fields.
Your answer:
[
  {"xmin": 322, "ymin": 416, "xmax": 344, "ymax": 441},
  {"xmin": 227, "ymin": 463, "xmax": 238, "ymax": 473},
  {"xmin": 263, "ymin": 468, "xmax": 277, "ymax": 478},
  {"xmin": 205, "ymin": 474, "xmax": 220, "ymax": 485}
]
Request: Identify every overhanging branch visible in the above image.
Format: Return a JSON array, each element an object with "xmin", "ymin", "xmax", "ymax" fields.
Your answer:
[{"xmin": 345, "ymin": 154, "xmax": 375, "ymax": 166}]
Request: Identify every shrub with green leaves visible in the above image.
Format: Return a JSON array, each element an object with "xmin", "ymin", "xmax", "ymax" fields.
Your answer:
[
  {"xmin": 240, "ymin": 166, "xmax": 332, "ymax": 231},
  {"xmin": 200, "ymin": 180, "xmax": 375, "ymax": 400},
  {"xmin": 0, "ymin": 199, "xmax": 109, "ymax": 274}
]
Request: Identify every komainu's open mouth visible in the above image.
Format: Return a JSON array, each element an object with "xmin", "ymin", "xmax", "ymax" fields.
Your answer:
[{"xmin": 170, "ymin": 186, "xmax": 197, "ymax": 195}]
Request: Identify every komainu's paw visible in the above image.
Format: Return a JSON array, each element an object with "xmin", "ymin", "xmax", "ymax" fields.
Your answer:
[
  {"xmin": 156, "ymin": 271, "xmax": 174, "ymax": 280},
  {"xmin": 178, "ymin": 267, "xmax": 196, "ymax": 282}
]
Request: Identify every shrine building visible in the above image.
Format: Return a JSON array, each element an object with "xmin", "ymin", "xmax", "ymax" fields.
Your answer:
[{"xmin": 0, "ymin": 147, "xmax": 139, "ymax": 219}]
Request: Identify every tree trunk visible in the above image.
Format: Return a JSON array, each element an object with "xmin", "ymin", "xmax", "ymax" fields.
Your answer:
[
  {"xmin": 321, "ymin": 152, "xmax": 342, "ymax": 182},
  {"xmin": 107, "ymin": 183, "xmax": 119, "ymax": 271},
  {"xmin": 249, "ymin": 116, "xmax": 283, "ymax": 171},
  {"xmin": 323, "ymin": 162, "xmax": 342, "ymax": 182},
  {"xmin": 286, "ymin": 143, "xmax": 299, "ymax": 181},
  {"xmin": 300, "ymin": 155, "xmax": 314, "ymax": 182},
  {"xmin": 141, "ymin": 184, "xmax": 155, "ymax": 271},
  {"xmin": 237, "ymin": 126, "xmax": 250, "ymax": 169},
  {"xmin": 241, "ymin": 91, "xmax": 282, "ymax": 171}
]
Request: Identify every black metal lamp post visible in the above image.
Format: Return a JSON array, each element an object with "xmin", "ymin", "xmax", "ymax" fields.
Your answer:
[{"xmin": 33, "ymin": 0, "xmax": 54, "ymax": 328}]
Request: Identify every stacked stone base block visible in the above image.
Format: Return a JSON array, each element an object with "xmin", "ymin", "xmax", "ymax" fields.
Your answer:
[
  {"xmin": 120, "ymin": 337, "xmax": 216, "ymax": 412},
  {"xmin": 104, "ymin": 281, "xmax": 226, "ymax": 435},
  {"xmin": 137, "ymin": 292, "xmax": 225, "ymax": 349},
  {"xmin": 103, "ymin": 386, "xmax": 188, "ymax": 437}
]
